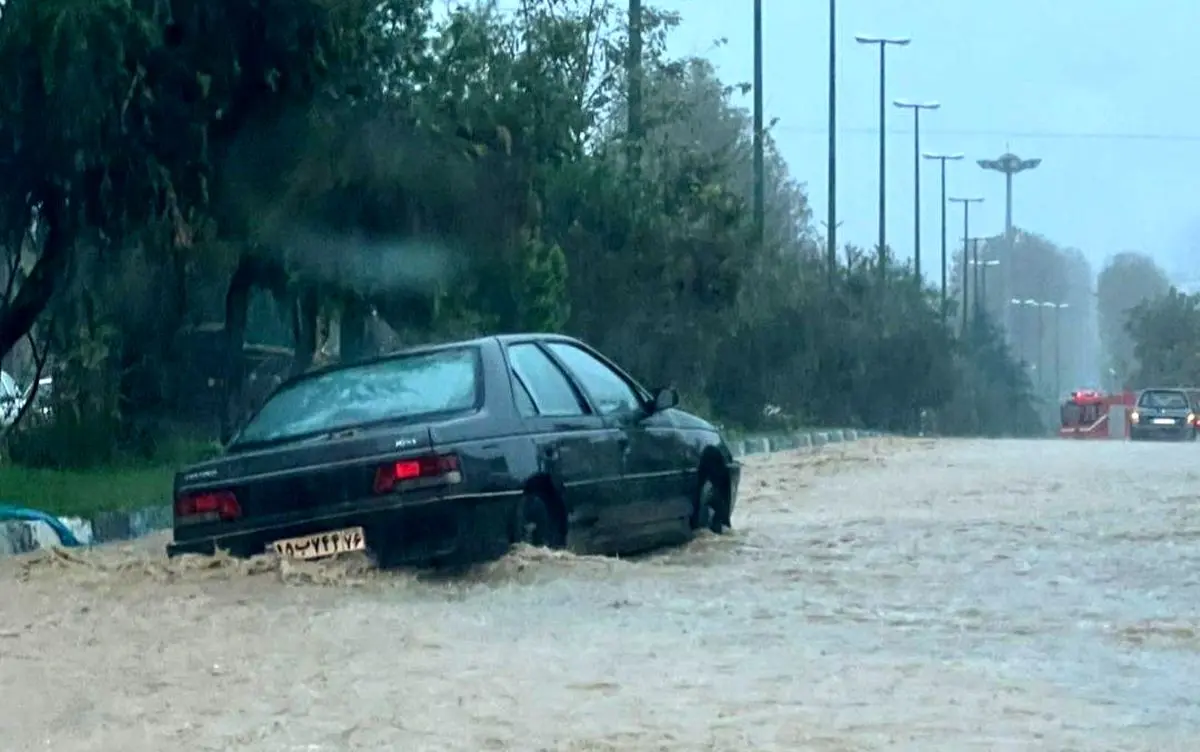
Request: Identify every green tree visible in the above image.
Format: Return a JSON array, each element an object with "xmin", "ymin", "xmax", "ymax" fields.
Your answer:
[
  {"xmin": 1126, "ymin": 288, "xmax": 1200, "ymax": 387},
  {"xmin": 1097, "ymin": 251, "xmax": 1170, "ymax": 386},
  {"xmin": 0, "ymin": 0, "xmax": 1044, "ymax": 467}
]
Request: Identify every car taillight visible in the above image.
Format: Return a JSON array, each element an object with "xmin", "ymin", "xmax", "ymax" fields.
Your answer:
[
  {"xmin": 373, "ymin": 453, "xmax": 462, "ymax": 494},
  {"xmin": 175, "ymin": 490, "xmax": 241, "ymax": 522}
]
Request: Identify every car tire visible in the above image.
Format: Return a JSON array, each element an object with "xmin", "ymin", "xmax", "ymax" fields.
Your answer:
[
  {"xmin": 517, "ymin": 489, "xmax": 566, "ymax": 549},
  {"xmin": 691, "ymin": 476, "xmax": 731, "ymax": 535}
]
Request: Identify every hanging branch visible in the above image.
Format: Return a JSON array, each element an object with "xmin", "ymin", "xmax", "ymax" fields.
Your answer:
[{"xmin": 0, "ymin": 325, "xmax": 52, "ymax": 440}]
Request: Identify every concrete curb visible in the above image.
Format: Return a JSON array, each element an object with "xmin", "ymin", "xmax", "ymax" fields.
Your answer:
[
  {"xmin": 0, "ymin": 427, "xmax": 881, "ymax": 557},
  {"xmin": 728, "ymin": 427, "xmax": 876, "ymax": 458}
]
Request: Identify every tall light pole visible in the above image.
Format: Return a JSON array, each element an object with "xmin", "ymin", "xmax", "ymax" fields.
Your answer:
[
  {"xmin": 967, "ymin": 239, "xmax": 999, "ymax": 320},
  {"xmin": 816, "ymin": 219, "xmax": 844, "ymax": 268},
  {"xmin": 627, "ymin": 0, "xmax": 643, "ymax": 160},
  {"xmin": 1009, "ymin": 298, "xmax": 1067, "ymax": 395},
  {"xmin": 971, "ymin": 238, "xmax": 981, "ymax": 319},
  {"xmin": 948, "ymin": 196, "xmax": 984, "ymax": 332},
  {"xmin": 855, "ymin": 34, "xmax": 910, "ymax": 285},
  {"xmin": 1043, "ymin": 301, "xmax": 1069, "ymax": 399},
  {"xmin": 893, "ymin": 100, "xmax": 939, "ymax": 284},
  {"xmin": 978, "ymin": 151, "xmax": 1040, "ymax": 338},
  {"xmin": 752, "ymin": 0, "xmax": 764, "ymax": 249},
  {"xmin": 977, "ymin": 152, "xmax": 1041, "ymax": 243},
  {"xmin": 922, "ymin": 152, "xmax": 963, "ymax": 318},
  {"xmin": 826, "ymin": 0, "xmax": 837, "ymax": 288}
]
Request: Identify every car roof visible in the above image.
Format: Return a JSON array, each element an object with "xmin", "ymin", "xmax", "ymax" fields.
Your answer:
[{"xmin": 274, "ymin": 333, "xmax": 585, "ymax": 390}]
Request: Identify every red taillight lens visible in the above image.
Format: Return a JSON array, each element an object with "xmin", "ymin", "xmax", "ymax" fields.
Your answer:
[
  {"xmin": 373, "ymin": 453, "xmax": 462, "ymax": 494},
  {"xmin": 175, "ymin": 490, "xmax": 241, "ymax": 521}
]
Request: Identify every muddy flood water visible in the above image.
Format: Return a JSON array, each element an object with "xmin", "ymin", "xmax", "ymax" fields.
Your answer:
[{"xmin": 3, "ymin": 437, "xmax": 1200, "ymax": 751}]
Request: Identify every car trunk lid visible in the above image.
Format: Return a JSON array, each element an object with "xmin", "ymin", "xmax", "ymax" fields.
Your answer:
[{"xmin": 174, "ymin": 423, "xmax": 444, "ymax": 523}]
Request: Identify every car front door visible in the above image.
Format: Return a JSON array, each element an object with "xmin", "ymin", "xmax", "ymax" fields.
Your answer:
[
  {"xmin": 505, "ymin": 342, "xmax": 625, "ymax": 552},
  {"xmin": 543, "ymin": 342, "xmax": 694, "ymax": 534}
]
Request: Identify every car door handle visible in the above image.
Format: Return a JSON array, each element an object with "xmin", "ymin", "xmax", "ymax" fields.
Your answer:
[{"xmin": 542, "ymin": 445, "xmax": 559, "ymax": 461}]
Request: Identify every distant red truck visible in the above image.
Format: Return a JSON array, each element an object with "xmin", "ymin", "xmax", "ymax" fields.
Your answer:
[{"xmin": 1059, "ymin": 389, "xmax": 1136, "ymax": 439}]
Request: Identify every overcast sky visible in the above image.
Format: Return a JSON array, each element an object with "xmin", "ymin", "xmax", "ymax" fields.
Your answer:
[{"xmin": 655, "ymin": 0, "xmax": 1199, "ymax": 286}]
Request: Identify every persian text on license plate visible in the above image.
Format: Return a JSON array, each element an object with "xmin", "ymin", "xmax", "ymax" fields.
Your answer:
[
  {"xmin": 1152, "ymin": 418, "xmax": 1176, "ymax": 425},
  {"xmin": 271, "ymin": 527, "xmax": 366, "ymax": 560}
]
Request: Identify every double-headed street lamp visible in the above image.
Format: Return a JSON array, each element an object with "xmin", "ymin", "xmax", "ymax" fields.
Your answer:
[
  {"xmin": 948, "ymin": 196, "xmax": 984, "ymax": 332},
  {"xmin": 967, "ymin": 240, "xmax": 1000, "ymax": 319},
  {"xmin": 855, "ymin": 34, "xmax": 911, "ymax": 283},
  {"xmin": 923, "ymin": 152, "xmax": 963, "ymax": 318},
  {"xmin": 894, "ymin": 100, "xmax": 939, "ymax": 285},
  {"xmin": 1009, "ymin": 298, "xmax": 1069, "ymax": 396}
]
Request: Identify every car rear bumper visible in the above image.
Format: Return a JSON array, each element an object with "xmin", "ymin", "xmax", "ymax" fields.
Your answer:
[
  {"xmin": 166, "ymin": 492, "xmax": 522, "ymax": 566},
  {"xmin": 1131, "ymin": 424, "xmax": 1194, "ymax": 440}
]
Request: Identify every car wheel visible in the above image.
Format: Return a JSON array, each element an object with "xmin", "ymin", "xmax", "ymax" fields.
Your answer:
[
  {"xmin": 518, "ymin": 490, "xmax": 566, "ymax": 549},
  {"xmin": 691, "ymin": 476, "xmax": 731, "ymax": 534}
]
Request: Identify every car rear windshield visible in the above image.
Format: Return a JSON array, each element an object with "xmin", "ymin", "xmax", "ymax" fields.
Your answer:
[
  {"xmin": 235, "ymin": 347, "xmax": 481, "ymax": 445},
  {"xmin": 1138, "ymin": 390, "xmax": 1190, "ymax": 409}
]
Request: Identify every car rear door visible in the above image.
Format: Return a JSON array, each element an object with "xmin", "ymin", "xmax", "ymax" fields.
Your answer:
[
  {"xmin": 505, "ymin": 342, "xmax": 625, "ymax": 550},
  {"xmin": 542, "ymin": 342, "xmax": 694, "ymax": 532}
]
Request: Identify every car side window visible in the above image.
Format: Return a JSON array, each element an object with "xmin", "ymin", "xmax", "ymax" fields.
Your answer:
[
  {"xmin": 0, "ymin": 371, "xmax": 17, "ymax": 399},
  {"xmin": 546, "ymin": 343, "xmax": 642, "ymax": 416},
  {"xmin": 507, "ymin": 344, "xmax": 586, "ymax": 417},
  {"xmin": 511, "ymin": 372, "xmax": 538, "ymax": 417}
]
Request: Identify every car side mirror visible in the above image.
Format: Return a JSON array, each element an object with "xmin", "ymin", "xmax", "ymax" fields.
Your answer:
[{"xmin": 649, "ymin": 386, "xmax": 679, "ymax": 413}]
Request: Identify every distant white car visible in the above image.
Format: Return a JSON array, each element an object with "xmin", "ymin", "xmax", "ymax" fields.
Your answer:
[{"xmin": 1, "ymin": 369, "xmax": 22, "ymax": 428}]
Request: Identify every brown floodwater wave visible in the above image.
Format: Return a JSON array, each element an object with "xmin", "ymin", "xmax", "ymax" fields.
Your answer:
[{"xmin": 2, "ymin": 437, "xmax": 1198, "ymax": 751}]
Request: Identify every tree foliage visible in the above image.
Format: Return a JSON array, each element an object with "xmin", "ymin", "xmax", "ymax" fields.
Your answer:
[
  {"xmin": 1097, "ymin": 251, "xmax": 1170, "ymax": 386},
  {"xmin": 1126, "ymin": 288, "xmax": 1200, "ymax": 388},
  {"xmin": 0, "ymin": 0, "xmax": 1042, "ymax": 466},
  {"xmin": 951, "ymin": 230, "xmax": 1093, "ymax": 404}
]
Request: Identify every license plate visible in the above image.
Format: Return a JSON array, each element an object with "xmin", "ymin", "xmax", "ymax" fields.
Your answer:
[
  {"xmin": 1152, "ymin": 418, "xmax": 1176, "ymax": 425},
  {"xmin": 271, "ymin": 526, "xmax": 366, "ymax": 560}
]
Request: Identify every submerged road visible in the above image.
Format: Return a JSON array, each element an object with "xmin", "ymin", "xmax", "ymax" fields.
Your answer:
[{"xmin": 2, "ymin": 437, "xmax": 1199, "ymax": 751}]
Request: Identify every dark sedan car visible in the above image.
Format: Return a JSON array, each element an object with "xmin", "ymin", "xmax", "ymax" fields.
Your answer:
[
  {"xmin": 1130, "ymin": 387, "xmax": 1199, "ymax": 441},
  {"xmin": 167, "ymin": 334, "xmax": 741, "ymax": 566}
]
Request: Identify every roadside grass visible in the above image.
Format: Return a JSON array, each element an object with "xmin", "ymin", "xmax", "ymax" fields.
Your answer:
[
  {"xmin": 0, "ymin": 436, "xmax": 217, "ymax": 518},
  {"xmin": 0, "ymin": 463, "xmax": 175, "ymax": 518}
]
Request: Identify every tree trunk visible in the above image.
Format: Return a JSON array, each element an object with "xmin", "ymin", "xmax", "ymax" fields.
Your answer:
[
  {"xmin": 290, "ymin": 283, "xmax": 319, "ymax": 375},
  {"xmin": 0, "ymin": 198, "xmax": 69, "ymax": 362},
  {"xmin": 340, "ymin": 295, "xmax": 370, "ymax": 363},
  {"xmin": 220, "ymin": 257, "xmax": 254, "ymax": 443}
]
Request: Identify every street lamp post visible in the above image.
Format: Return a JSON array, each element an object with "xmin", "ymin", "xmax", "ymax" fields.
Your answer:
[
  {"xmin": 977, "ymin": 152, "xmax": 1041, "ymax": 244},
  {"xmin": 967, "ymin": 238, "xmax": 999, "ymax": 320},
  {"xmin": 922, "ymin": 152, "xmax": 964, "ymax": 319},
  {"xmin": 948, "ymin": 196, "xmax": 984, "ymax": 332},
  {"xmin": 894, "ymin": 100, "xmax": 939, "ymax": 284},
  {"xmin": 1009, "ymin": 298, "xmax": 1067, "ymax": 395},
  {"xmin": 1043, "ymin": 301, "xmax": 1069, "ymax": 399},
  {"xmin": 752, "ymin": 0, "xmax": 764, "ymax": 249},
  {"xmin": 826, "ymin": 0, "xmax": 837, "ymax": 290},
  {"xmin": 978, "ymin": 152, "xmax": 1041, "ymax": 338},
  {"xmin": 972, "ymin": 239, "xmax": 980, "ymax": 318},
  {"xmin": 855, "ymin": 34, "xmax": 911, "ymax": 285}
]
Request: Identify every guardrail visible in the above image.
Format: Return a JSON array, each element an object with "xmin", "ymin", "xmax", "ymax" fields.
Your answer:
[{"xmin": 0, "ymin": 427, "xmax": 878, "ymax": 557}]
